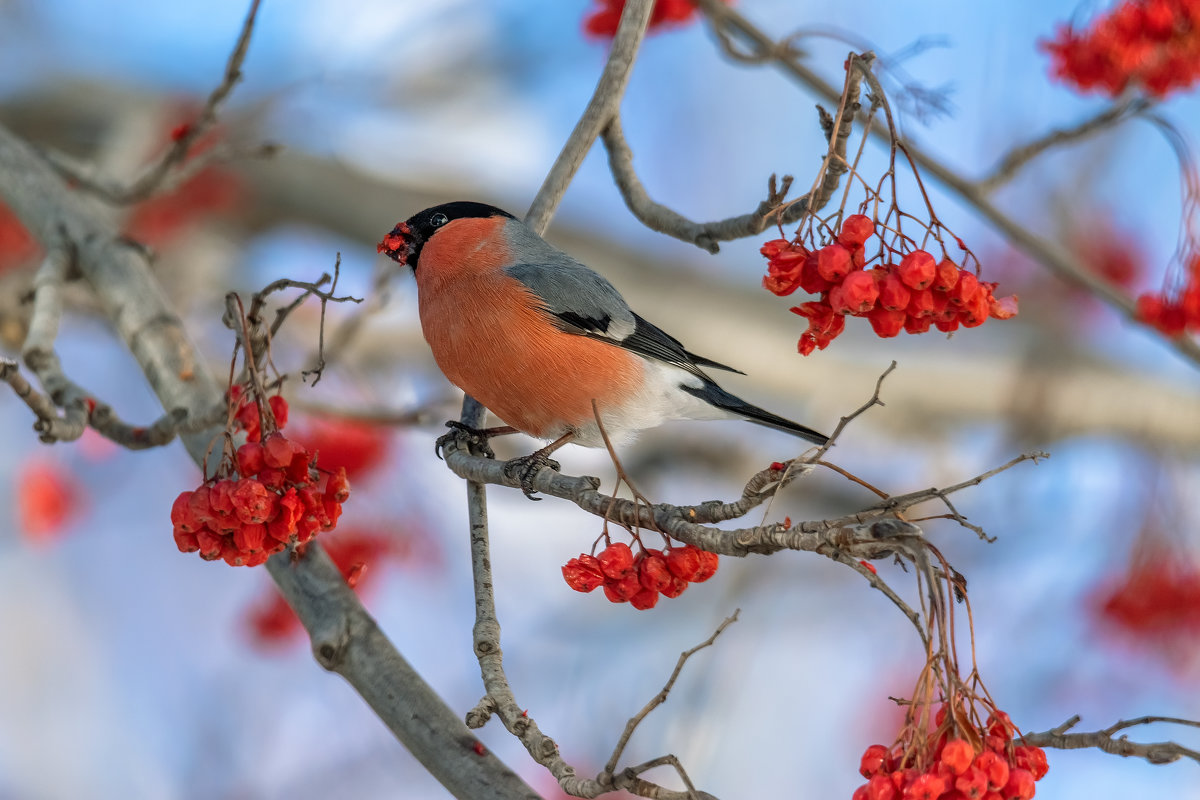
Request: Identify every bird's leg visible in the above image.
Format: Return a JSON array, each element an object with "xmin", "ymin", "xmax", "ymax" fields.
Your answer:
[
  {"xmin": 503, "ymin": 433, "xmax": 573, "ymax": 500},
  {"xmin": 435, "ymin": 421, "xmax": 518, "ymax": 460}
]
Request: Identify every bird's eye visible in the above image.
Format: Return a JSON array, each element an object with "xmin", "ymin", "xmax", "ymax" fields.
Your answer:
[{"xmin": 429, "ymin": 213, "xmax": 449, "ymax": 228}]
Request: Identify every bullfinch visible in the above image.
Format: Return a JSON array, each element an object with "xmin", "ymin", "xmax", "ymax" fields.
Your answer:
[{"xmin": 378, "ymin": 201, "xmax": 828, "ymax": 494}]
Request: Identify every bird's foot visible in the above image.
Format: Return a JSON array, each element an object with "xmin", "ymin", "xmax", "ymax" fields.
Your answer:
[
  {"xmin": 502, "ymin": 452, "xmax": 562, "ymax": 500},
  {"xmin": 435, "ymin": 421, "xmax": 497, "ymax": 460}
]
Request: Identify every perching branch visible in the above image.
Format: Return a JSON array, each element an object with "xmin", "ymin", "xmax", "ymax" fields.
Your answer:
[{"xmin": 1023, "ymin": 715, "xmax": 1200, "ymax": 766}]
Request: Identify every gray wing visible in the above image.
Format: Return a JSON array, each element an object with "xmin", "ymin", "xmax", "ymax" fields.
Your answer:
[{"xmin": 504, "ymin": 260, "xmax": 743, "ymax": 377}]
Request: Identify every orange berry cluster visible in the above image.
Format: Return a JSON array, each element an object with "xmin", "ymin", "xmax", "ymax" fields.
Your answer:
[
  {"xmin": 170, "ymin": 395, "xmax": 350, "ymax": 567},
  {"xmin": 1135, "ymin": 253, "xmax": 1200, "ymax": 336},
  {"xmin": 762, "ymin": 215, "xmax": 1017, "ymax": 355},
  {"xmin": 1041, "ymin": 0, "xmax": 1200, "ymax": 98},
  {"xmin": 562, "ymin": 542, "xmax": 718, "ymax": 610},
  {"xmin": 854, "ymin": 710, "xmax": 1048, "ymax": 800}
]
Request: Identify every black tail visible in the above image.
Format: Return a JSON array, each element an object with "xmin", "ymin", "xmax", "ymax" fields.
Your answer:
[{"xmin": 681, "ymin": 381, "xmax": 829, "ymax": 446}]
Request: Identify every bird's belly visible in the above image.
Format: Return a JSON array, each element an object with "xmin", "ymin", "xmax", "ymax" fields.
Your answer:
[{"xmin": 419, "ymin": 280, "xmax": 646, "ymax": 442}]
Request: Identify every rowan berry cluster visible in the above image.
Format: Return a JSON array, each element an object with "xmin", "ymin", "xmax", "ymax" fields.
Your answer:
[
  {"xmin": 762, "ymin": 214, "xmax": 1018, "ymax": 355},
  {"xmin": 584, "ymin": 0, "xmax": 724, "ymax": 37},
  {"xmin": 170, "ymin": 393, "xmax": 350, "ymax": 567},
  {"xmin": 1041, "ymin": 0, "xmax": 1200, "ymax": 97},
  {"xmin": 562, "ymin": 541, "xmax": 718, "ymax": 610},
  {"xmin": 854, "ymin": 708, "xmax": 1049, "ymax": 800},
  {"xmin": 1135, "ymin": 254, "xmax": 1200, "ymax": 336}
]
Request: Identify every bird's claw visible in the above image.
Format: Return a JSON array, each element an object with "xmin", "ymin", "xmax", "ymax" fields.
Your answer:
[
  {"xmin": 502, "ymin": 452, "xmax": 561, "ymax": 500},
  {"xmin": 435, "ymin": 420, "xmax": 496, "ymax": 460}
]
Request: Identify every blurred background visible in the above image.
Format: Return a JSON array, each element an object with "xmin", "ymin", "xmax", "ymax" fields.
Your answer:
[{"xmin": 0, "ymin": 0, "xmax": 1198, "ymax": 798}]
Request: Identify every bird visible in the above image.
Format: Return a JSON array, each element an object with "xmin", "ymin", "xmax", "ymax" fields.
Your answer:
[{"xmin": 378, "ymin": 201, "xmax": 828, "ymax": 496}]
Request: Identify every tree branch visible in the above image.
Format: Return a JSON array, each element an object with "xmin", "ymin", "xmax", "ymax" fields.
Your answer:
[
  {"xmin": 1023, "ymin": 715, "xmax": 1200, "ymax": 766},
  {"xmin": 524, "ymin": 0, "xmax": 655, "ymax": 235},
  {"xmin": 978, "ymin": 96, "xmax": 1151, "ymax": 192},
  {"xmin": 693, "ymin": 0, "xmax": 1200, "ymax": 368},
  {"xmin": 43, "ymin": 0, "xmax": 272, "ymax": 205}
]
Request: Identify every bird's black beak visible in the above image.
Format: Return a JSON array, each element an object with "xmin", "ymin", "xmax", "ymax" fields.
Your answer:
[{"xmin": 377, "ymin": 222, "xmax": 416, "ymax": 267}]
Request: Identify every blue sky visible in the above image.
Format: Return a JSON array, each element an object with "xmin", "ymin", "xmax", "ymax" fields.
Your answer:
[{"xmin": 1, "ymin": 1, "xmax": 1198, "ymax": 798}]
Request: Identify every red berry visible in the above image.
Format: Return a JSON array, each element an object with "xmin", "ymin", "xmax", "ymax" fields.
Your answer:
[
  {"xmin": 659, "ymin": 575, "xmax": 689, "ymax": 598},
  {"xmin": 665, "ymin": 545, "xmax": 702, "ymax": 581},
  {"xmin": 1013, "ymin": 746, "xmax": 1048, "ymax": 780},
  {"xmin": 638, "ymin": 550, "xmax": 674, "ymax": 593},
  {"xmin": 797, "ymin": 252, "xmax": 830, "ymax": 294},
  {"xmin": 598, "ymin": 542, "xmax": 635, "ymax": 580},
  {"xmin": 866, "ymin": 773, "xmax": 897, "ymax": 800},
  {"xmin": 950, "ymin": 272, "xmax": 979, "ymax": 306},
  {"xmin": 325, "ymin": 466, "xmax": 351, "ymax": 503},
  {"xmin": 933, "ymin": 258, "xmax": 961, "ymax": 292},
  {"xmin": 605, "ymin": 572, "xmax": 642, "ymax": 601},
  {"xmin": 268, "ymin": 395, "xmax": 289, "ymax": 428},
  {"xmin": 906, "ymin": 773, "xmax": 946, "ymax": 800},
  {"xmin": 171, "ymin": 491, "xmax": 200, "ymax": 532},
  {"xmin": 236, "ymin": 441, "xmax": 265, "ymax": 477},
  {"xmin": 974, "ymin": 750, "xmax": 1010, "ymax": 791},
  {"xmin": 817, "ymin": 244, "xmax": 854, "ymax": 282},
  {"xmin": 1001, "ymin": 769, "xmax": 1035, "ymax": 800},
  {"xmin": 195, "ymin": 528, "xmax": 224, "ymax": 560},
  {"xmin": 234, "ymin": 522, "xmax": 268, "ymax": 553},
  {"xmin": 562, "ymin": 556, "xmax": 605, "ymax": 592},
  {"xmin": 986, "ymin": 711, "xmax": 1014, "ymax": 739},
  {"xmin": 173, "ymin": 526, "xmax": 200, "ymax": 553},
  {"xmin": 940, "ymin": 739, "xmax": 974, "ymax": 775},
  {"xmin": 879, "ymin": 272, "xmax": 912, "ymax": 311},
  {"xmin": 860, "ymin": 744, "xmax": 890, "ymax": 777},
  {"xmin": 867, "ymin": 307, "xmax": 906, "ymax": 337},
  {"xmin": 956, "ymin": 766, "xmax": 988, "ymax": 799},
  {"xmin": 839, "ymin": 214, "xmax": 875, "ymax": 248},
  {"xmin": 630, "ymin": 586, "xmax": 660, "ymax": 610},
  {"xmin": 263, "ymin": 432, "xmax": 299, "ymax": 469},
  {"xmin": 897, "ymin": 250, "xmax": 936, "ymax": 289},
  {"xmin": 232, "ymin": 479, "xmax": 277, "ymax": 525},
  {"xmin": 692, "ymin": 549, "xmax": 719, "ymax": 582},
  {"xmin": 840, "ymin": 270, "xmax": 880, "ymax": 313}
]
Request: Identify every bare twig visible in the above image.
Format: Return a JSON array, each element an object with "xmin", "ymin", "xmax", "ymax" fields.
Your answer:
[
  {"xmin": 979, "ymin": 96, "xmax": 1150, "ymax": 192},
  {"xmin": 1023, "ymin": 715, "xmax": 1200, "ymax": 766},
  {"xmin": 524, "ymin": 0, "xmax": 655, "ymax": 235},
  {"xmin": 693, "ymin": 0, "xmax": 1200, "ymax": 368},
  {"xmin": 603, "ymin": 612, "xmax": 740, "ymax": 778},
  {"xmin": 601, "ymin": 55, "xmax": 867, "ymax": 253},
  {"xmin": 43, "ymin": 0, "xmax": 268, "ymax": 205}
]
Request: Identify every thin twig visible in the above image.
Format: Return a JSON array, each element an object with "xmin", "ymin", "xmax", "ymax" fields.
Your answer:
[
  {"xmin": 45, "ymin": 0, "xmax": 266, "ymax": 204},
  {"xmin": 604, "ymin": 612, "xmax": 740, "ymax": 777},
  {"xmin": 979, "ymin": 96, "xmax": 1150, "ymax": 192}
]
